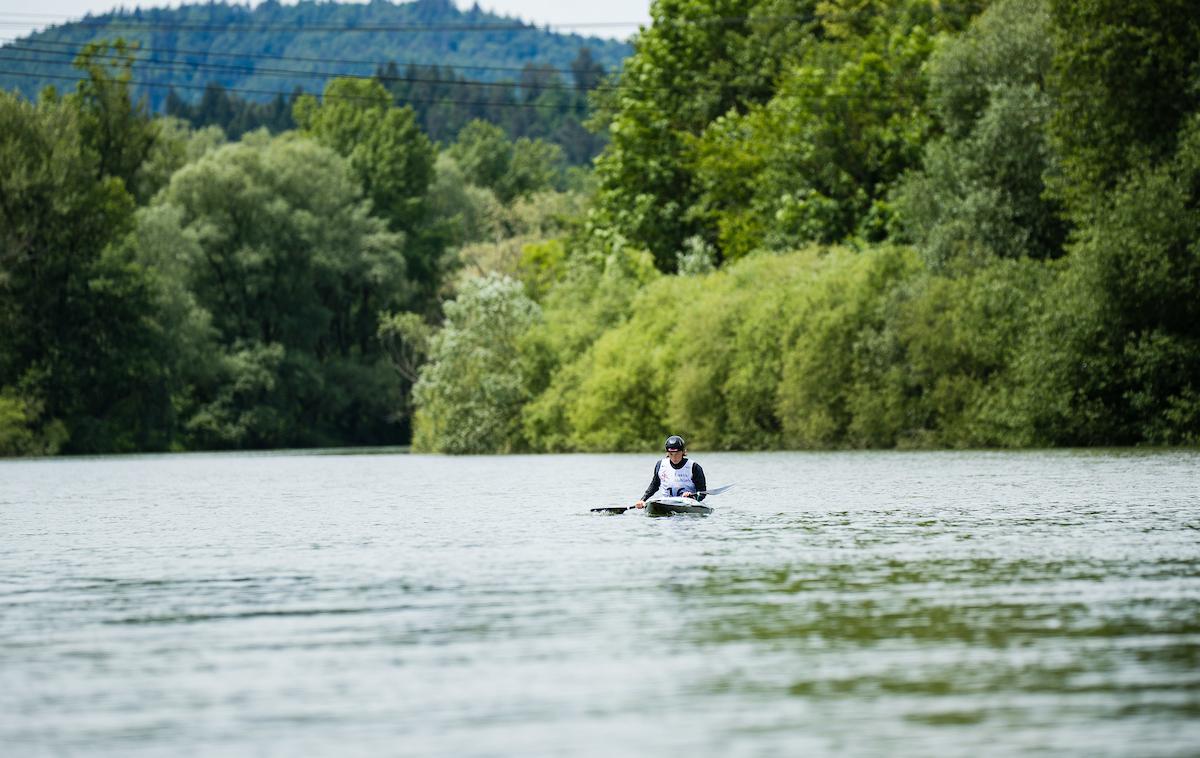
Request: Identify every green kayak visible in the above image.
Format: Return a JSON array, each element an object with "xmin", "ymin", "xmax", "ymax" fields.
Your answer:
[{"xmin": 645, "ymin": 497, "xmax": 713, "ymax": 517}]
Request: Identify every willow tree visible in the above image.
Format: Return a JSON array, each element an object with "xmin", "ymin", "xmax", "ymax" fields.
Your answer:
[{"xmin": 134, "ymin": 133, "xmax": 411, "ymax": 448}]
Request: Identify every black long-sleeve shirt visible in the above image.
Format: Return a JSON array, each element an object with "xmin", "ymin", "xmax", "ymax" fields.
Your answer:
[{"xmin": 641, "ymin": 458, "xmax": 707, "ymax": 501}]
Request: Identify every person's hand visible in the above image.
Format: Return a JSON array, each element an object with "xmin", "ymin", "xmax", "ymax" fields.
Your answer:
[
  {"xmin": 635, "ymin": 500, "xmax": 645, "ymax": 509},
  {"xmin": 681, "ymin": 491, "xmax": 694, "ymax": 499}
]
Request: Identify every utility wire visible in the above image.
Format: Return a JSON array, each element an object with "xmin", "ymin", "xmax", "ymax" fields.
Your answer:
[
  {"xmin": 0, "ymin": 42, "xmax": 620, "ymax": 95},
  {"xmin": 0, "ymin": 65, "xmax": 931, "ymax": 124},
  {"xmin": 0, "ymin": 35, "xmax": 616, "ymax": 78},
  {"xmin": 0, "ymin": 17, "xmax": 634, "ymax": 34},
  {"xmin": 0, "ymin": 68, "xmax": 601, "ymax": 112},
  {"xmin": 0, "ymin": 12, "xmax": 810, "ymax": 34},
  {"xmin": 0, "ymin": 41, "xmax": 779, "ymax": 101},
  {"xmin": 0, "ymin": 37, "xmax": 919, "ymax": 113},
  {"xmin": 0, "ymin": 13, "xmax": 812, "ymax": 96}
]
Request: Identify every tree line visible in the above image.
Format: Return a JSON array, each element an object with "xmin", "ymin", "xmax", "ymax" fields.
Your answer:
[
  {"xmin": 411, "ymin": 0, "xmax": 1199, "ymax": 452},
  {"xmin": 162, "ymin": 48, "xmax": 608, "ymax": 162},
  {"xmin": 2, "ymin": 0, "xmax": 1197, "ymax": 456},
  {"xmin": 0, "ymin": 41, "xmax": 574, "ymax": 454}
]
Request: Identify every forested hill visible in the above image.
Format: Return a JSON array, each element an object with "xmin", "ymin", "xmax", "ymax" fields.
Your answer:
[{"xmin": 0, "ymin": 0, "xmax": 632, "ymax": 112}]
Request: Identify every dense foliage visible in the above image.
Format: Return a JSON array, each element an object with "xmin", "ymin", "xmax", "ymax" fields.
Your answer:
[
  {"xmin": 2, "ymin": 0, "xmax": 1197, "ymax": 456},
  {"xmin": 411, "ymin": 0, "xmax": 1199, "ymax": 452},
  {"xmin": 0, "ymin": 37, "xmax": 575, "ymax": 453},
  {"xmin": 161, "ymin": 53, "xmax": 609, "ymax": 163},
  {"xmin": 0, "ymin": 49, "xmax": 165, "ymax": 454},
  {"xmin": 164, "ymin": 85, "xmax": 298, "ymax": 140},
  {"xmin": 377, "ymin": 50, "xmax": 608, "ymax": 164}
]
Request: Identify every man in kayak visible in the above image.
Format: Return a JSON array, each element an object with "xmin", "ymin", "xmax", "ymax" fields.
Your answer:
[{"xmin": 634, "ymin": 435, "xmax": 708, "ymax": 509}]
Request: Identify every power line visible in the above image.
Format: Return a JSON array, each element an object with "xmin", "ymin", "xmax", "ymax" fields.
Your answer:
[
  {"xmin": 0, "ymin": 12, "xmax": 815, "ymax": 99},
  {"xmin": 0, "ymin": 20, "xmax": 931, "ymax": 118},
  {"xmin": 0, "ymin": 11, "xmax": 810, "ymax": 34},
  {"xmin": 0, "ymin": 36, "xmax": 614, "ymax": 79},
  {"xmin": 0, "ymin": 41, "xmax": 777, "ymax": 102},
  {"xmin": 0, "ymin": 43, "xmax": 608, "ymax": 95},
  {"xmin": 0, "ymin": 67, "xmax": 600, "ymax": 112},
  {"xmin": 0, "ymin": 36, "xmax": 922, "ymax": 115},
  {"xmin": 0, "ymin": 65, "xmax": 939, "ymax": 125},
  {"xmin": 0, "ymin": 17, "xmax": 637, "ymax": 35}
]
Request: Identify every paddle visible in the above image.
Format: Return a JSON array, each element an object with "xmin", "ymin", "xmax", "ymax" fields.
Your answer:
[{"xmin": 590, "ymin": 484, "xmax": 735, "ymax": 514}]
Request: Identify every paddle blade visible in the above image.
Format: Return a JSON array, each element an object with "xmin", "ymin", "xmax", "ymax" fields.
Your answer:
[
  {"xmin": 590, "ymin": 506, "xmax": 633, "ymax": 514},
  {"xmin": 699, "ymin": 483, "xmax": 734, "ymax": 496}
]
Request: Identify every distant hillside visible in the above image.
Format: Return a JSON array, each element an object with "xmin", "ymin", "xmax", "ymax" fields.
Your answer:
[{"xmin": 0, "ymin": 0, "xmax": 632, "ymax": 112}]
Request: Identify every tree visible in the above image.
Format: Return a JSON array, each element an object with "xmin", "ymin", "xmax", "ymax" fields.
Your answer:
[
  {"xmin": 135, "ymin": 117, "xmax": 225, "ymax": 202},
  {"xmin": 138, "ymin": 133, "xmax": 411, "ymax": 448},
  {"xmin": 66, "ymin": 40, "xmax": 159, "ymax": 203},
  {"xmin": 570, "ymin": 47, "xmax": 606, "ymax": 91},
  {"xmin": 518, "ymin": 63, "xmax": 561, "ymax": 104},
  {"xmin": 591, "ymin": 0, "xmax": 789, "ymax": 269},
  {"xmin": 1047, "ymin": 0, "xmax": 1200, "ymax": 220},
  {"xmin": 691, "ymin": 0, "xmax": 994, "ymax": 258},
  {"xmin": 1012, "ymin": 117, "xmax": 1200, "ymax": 445},
  {"xmin": 167, "ymin": 83, "xmax": 298, "ymax": 139},
  {"xmin": 294, "ymin": 78, "xmax": 438, "ymax": 307},
  {"xmin": 0, "ymin": 90, "xmax": 171, "ymax": 453},
  {"xmin": 447, "ymin": 119, "xmax": 565, "ymax": 202},
  {"xmin": 294, "ymin": 78, "xmax": 435, "ymax": 233},
  {"xmin": 506, "ymin": 138, "xmax": 566, "ymax": 200},
  {"xmin": 411, "ymin": 274, "xmax": 541, "ymax": 453},
  {"xmin": 893, "ymin": 0, "xmax": 1066, "ymax": 271},
  {"xmin": 591, "ymin": 0, "xmax": 981, "ymax": 267},
  {"xmin": 992, "ymin": 0, "xmax": 1200, "ymax": 446},
  {"xmin": 448, "ymin": 120, "xmax": 513, "ymax": 194}
]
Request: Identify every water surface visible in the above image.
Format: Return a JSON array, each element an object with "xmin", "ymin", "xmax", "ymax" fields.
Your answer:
[{"xmin": 2, "ymin": 450, "xmax": 1198, "ymax": 756}]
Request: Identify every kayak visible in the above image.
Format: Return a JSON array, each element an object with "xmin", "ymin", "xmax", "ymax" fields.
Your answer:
[
  {"xmin": 589, "ymin": 486, "xmax": 731, "ymax": 515},
  {"xmin": 645, "ymin": 497, "xmax": 713, "ymax": 517}
]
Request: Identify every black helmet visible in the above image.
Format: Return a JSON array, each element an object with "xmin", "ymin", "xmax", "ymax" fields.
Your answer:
[{"xmin": 664, "ymin": 435, "xmax": 686, "ymax": 451}]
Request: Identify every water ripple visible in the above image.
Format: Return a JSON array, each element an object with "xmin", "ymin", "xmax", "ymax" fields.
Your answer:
[{"xmin": 1, "ymin": 449, "xmax": 1198, "ymax": 756}]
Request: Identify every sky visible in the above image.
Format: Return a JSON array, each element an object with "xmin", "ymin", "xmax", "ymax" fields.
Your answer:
[{"xmin": 0, "ymin": 0, "xmax": 653, "ymax": 42}]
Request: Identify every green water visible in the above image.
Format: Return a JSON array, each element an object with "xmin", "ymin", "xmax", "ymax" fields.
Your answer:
[{"xmin": 1, "ymin": 449, "xmax": 1197, "ymax": 756}]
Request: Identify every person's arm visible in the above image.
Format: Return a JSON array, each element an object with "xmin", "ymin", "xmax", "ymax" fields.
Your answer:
[
  {"xmin": 691, "ymin": 463, "xmax": 707, "ymax": 501},
  {"xmin": 636, "ymin": 460, "xmax": 662, "ymax": 507}
]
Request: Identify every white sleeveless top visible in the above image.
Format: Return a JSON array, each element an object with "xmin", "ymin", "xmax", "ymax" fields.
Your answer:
[{"xmin": 656, "ymin": 457, "xmax": 697, "ymax": 499}]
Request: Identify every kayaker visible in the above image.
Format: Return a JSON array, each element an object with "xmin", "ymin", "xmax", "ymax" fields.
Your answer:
[{"xmin": 633, "ymin": 435, "xmax": 707, "ymax": 509}]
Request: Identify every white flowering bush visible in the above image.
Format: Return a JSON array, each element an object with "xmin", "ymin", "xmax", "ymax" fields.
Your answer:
[{"xmin": 411, "ymin": 274, "xmax": 541, "ymax": 453}]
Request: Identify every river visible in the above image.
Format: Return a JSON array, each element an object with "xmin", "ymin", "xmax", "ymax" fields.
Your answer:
[{"xmin": 1, "ymin": 449, "xmax": 1197, "ymax": 756}]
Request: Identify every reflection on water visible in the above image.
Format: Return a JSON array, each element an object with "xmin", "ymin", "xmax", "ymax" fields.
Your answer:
[
  {"xmin": 678, "ymin": 557, "xmax": 1199, "ymax": 701},
  {"xmin": 1, "ymin": 449, "xmax": 1198, "ymax": 756}
]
